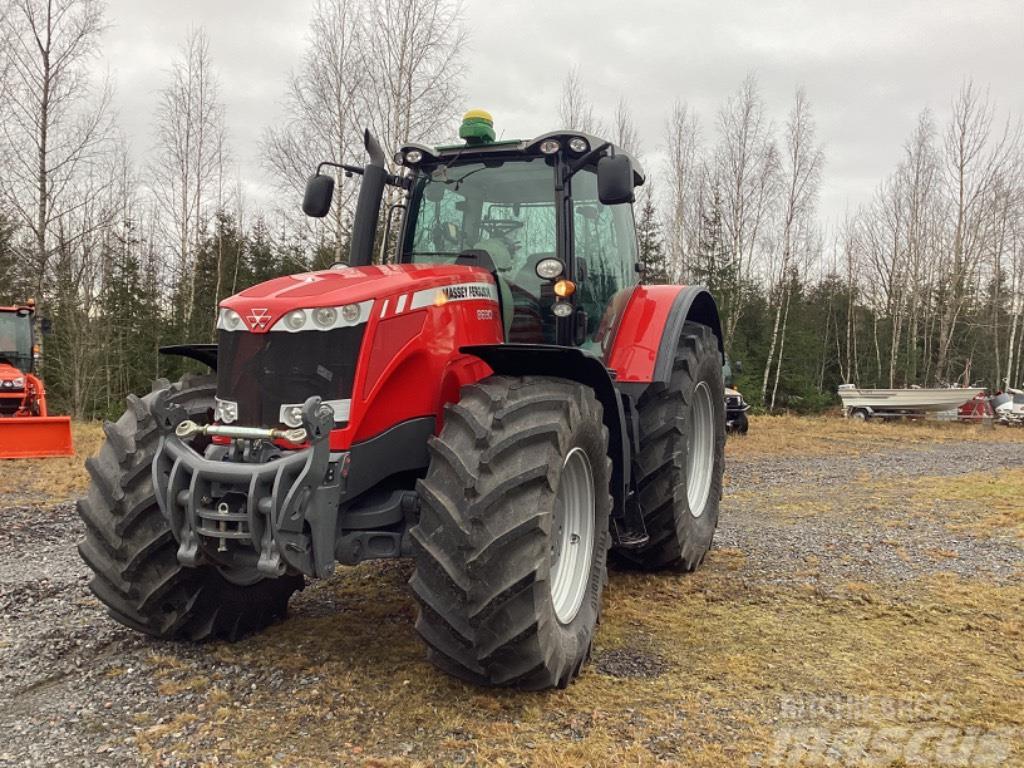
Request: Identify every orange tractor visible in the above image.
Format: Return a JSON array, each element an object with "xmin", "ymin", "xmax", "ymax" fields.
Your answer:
[{"xmin": 0, "ymin": 300, "xmax": 73, "ymax": 458}]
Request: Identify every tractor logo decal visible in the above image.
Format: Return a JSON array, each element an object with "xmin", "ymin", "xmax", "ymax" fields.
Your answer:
[
  {"xmin": 246, "ymin": 308, "xmax": 272, "ymax": 330},
  {"xmin": 409, "ymin": 282, "xmax": 498, "ymax": 311}
]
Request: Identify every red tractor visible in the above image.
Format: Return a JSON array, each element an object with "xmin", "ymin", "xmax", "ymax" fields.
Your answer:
[
  {"xmin": 0, "ymin": 300, "xmax": 73, "ymax": 459},
  {"xmin": 79, "ymin": 111, "xmax": 725, "ymax": 689}
]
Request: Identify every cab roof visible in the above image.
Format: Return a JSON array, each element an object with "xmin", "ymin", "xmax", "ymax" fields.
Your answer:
[{"xmin": 399, "ymin": 129, "xmax": 646, "ymax": 187}]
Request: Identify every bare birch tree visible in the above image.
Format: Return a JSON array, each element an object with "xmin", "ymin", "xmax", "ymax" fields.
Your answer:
[
  {"xmin": 663, "ymin": 100, "xmax": 702, "ymax": 281},
  {"xmin": 934, "ymin": 81, "xmax": 1021, "ymax": 382},
  {"xmin": 558, "ymin": 65, "xmax": 603, "ymax": 135},
  {"xmin": 714, "ymin": 74, "xmax": 779, "ymax": 348},
  {"xmin": 262, "ymin": 0, "xmax": 365, "ymax": 262},
  {"xmin": 760, "ymin": 88, "xmax": 824, "ymax": 406},
  {"xmin": 0, "ymin": 0, "xmax": 113, "ymax": 300},
  {"xmin": 149, "ymin": 27, "xmax": 228, "ymax": 330}
]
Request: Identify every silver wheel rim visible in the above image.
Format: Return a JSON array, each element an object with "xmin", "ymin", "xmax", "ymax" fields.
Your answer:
[
  {"xmin": 687, "ymin": 381, "xmax": 715, "ymax": 518},
  {"xmin": 550, "ymin": 446, "xmax": 595, "ymax": 625}
]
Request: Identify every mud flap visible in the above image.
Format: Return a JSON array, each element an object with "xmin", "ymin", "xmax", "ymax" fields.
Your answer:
[{"xmin": 0, "ymin": 416, "xmax": 74, "ymax": 459}]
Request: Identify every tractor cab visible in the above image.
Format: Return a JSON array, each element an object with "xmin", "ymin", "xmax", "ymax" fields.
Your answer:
[
  {"xmin": 0, "ymin": 304, "xmax": 36, "ymax": 406},
  {"xmin": 0, "ymin": 301, "xmax": 73, "ymax": 457},
  {"xmin": 302, "ymin": 110, "xmax": 646, "ymax": 356},
  {"xmin": 394, "ymin": 116, "xmax": 643, "ymax": 352}
]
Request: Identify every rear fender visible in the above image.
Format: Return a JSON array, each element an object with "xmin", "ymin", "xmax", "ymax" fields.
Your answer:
[
  {"xmin": 604, "ymin": 284, "xmax": 723, "ymax": 386},
  {"xmin": 461, "ymin": 343, "xmax": 629, "ymax": 517}
]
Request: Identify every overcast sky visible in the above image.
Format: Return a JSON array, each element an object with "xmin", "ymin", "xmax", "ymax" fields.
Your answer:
[{"xmin": 102, "ymin": 0, "xmax": 1023, "ymax": 223}]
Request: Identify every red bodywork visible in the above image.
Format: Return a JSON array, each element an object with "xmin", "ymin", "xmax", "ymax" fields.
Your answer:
[
  {"xmin": 601, "ymin": 285, "xmax": 685, "ymax": 383},
  {"xmin": 218, "ymin": 266, "xmax": 686, "ymax": 452},
  {"xmin": 220, "ymin": 264, "xmax": 502, "ymax": 451}
]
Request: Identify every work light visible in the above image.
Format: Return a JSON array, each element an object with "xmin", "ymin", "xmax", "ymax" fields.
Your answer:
[
  {"xmin": 535, "ymin": 258, "xmax": 564, "ymax": 279},
  {"xmin": 552, "ymin": 301, "xmax": 573, "ymax": 318},
  {"xmin": 568, "ymin": 136, "xmax": 588, "ymax": 154},
  {"xmin": 404, "ymin": 149, "xmax": 423, "ymax": 165},
  {"xmin": 539, "ymin": 139, "xmax": 560, "ymax": 155}
]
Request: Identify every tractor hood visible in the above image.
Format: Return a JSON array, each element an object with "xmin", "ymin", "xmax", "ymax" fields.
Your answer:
[
  {"xmin": 220, "ymin": 263, "xmax": 495, "ymax": 334},
  {"xmin": 0, "ymin": 361, "xmax": 26, "ymax": 389}
]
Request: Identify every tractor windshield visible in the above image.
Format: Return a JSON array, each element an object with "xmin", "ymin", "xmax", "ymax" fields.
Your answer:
[
  {"xmin": 402, "ymin": 157, "xmax": 559, "ymax": 342},
  {"xmin": 404, "ymin": 158, "xmax": 556, "ymax": 275},
  {"xmin": 0, "ymin": 311, "xmax": 32, "ymax": 372}
]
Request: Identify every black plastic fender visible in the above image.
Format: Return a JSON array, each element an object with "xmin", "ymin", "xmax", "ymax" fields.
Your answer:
[
  {"xmin": 461, "ymin": 343, "xmax": 629, "ymax": 518},
  {"xmin": 653, "ymin": 285, "xmax": 724, "ymax": 384}
]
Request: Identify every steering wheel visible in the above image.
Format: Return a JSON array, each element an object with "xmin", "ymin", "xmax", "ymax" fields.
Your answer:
[{"xmin": 480, "ymin": 219, "xmax": 524, "ymax": 238}]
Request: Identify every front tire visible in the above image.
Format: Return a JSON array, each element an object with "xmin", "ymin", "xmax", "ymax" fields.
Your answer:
[
  {"xmin": 616, "ymin": 322, "xmax": 725, "ymax": 570},
  {"xmin": 410, "ymin": 376, "xmax": 611, "ymax": 689},
  {"xmin": 77, "ymin": 375, "xmax": 303, "ymax": 641}
]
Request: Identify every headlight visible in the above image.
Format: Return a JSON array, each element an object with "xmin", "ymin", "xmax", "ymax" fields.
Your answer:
[
  {"xmin": 535, "ymin": 257, "xmax": 564, "ymax": 279},
  {"xmin": 215, "ymin": 398, "xmax": 238, "ymax": 424},
  {"xmin": 404, "ymin": 149, "xmax": 423, "ymax": 164},
  {"xmin": 539, "ymin": 139, "xmax": 560, "ymax": 155},
  {"xmin": 280, "ymin": 404, "xmax": 304, "ymax": 428},
  {"xmin": 216, "ymin": 308, "xmax": 243, "ymax": 331},
  {"xmin": 312, "ymin": 307, "xmax": 338, "ymax": 328},
  {"xmin": 568, "ymin": 136, "xmax": 588, "ymax": 154},
  {"xmin": 269, "ymin": 300, "xmax": 372, "ymax": 332},
  {"xmin": 12, "ymin": 377, "xmax": 24, "ymax": 388},
  {"xmin": 284, "ymin": 310, "xmax": 307, "ymax": 331}
]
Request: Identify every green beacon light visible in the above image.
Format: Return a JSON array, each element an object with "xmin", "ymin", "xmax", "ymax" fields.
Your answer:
[{"xmin": 459, "ymin": 108, "xmax": 495, "ymax": 145}]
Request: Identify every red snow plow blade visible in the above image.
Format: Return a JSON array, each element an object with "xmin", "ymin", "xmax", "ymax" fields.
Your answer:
[{"xmin": 0, "ymin": 416, "xmax": 74, "ymax": 459}]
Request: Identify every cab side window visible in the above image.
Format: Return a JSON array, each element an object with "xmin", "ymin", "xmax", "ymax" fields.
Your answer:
[{"xmin": 571, "ymin": 169, "xmax": 638, "ymax": 351}]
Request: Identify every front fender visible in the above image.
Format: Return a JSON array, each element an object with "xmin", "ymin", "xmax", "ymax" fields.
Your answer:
[{"xmin": 461, "ymin": 343, "xmax": 629, "ymax": 518}]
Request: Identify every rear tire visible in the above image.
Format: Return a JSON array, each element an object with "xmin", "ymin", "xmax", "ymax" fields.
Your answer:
[
  {"xmin": 410, "ymin": 376, "xmax": 611, "ymax": 689},
  {"xmin": 77, "ymin": 375, "xmax": 303, "ymax": 641},
  {"xmin": 616, "ymin": 322, "xmax": 725, "ymax": 570}
]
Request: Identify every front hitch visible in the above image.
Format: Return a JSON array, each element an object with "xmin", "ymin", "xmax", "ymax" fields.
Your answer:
[{"xmin": 151, "ymin": 394, "xmax": 343, "ymax": 579}]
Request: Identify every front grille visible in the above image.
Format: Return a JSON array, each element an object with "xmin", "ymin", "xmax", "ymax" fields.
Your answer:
[{"xmin": 216, "ymin": 327, "xmax": 364, "ymax": 427}]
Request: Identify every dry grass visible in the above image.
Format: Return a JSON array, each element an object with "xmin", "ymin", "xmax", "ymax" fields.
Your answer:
[
  {"xmin": 133, "ymin": 563, "xmax": 1024, "ymax": 767},
  {"xmin": 7, "ymin": 414, "xmax": 1022, "ymax": 764},
  {"xmin": 0, "ymin": 420, "xmax": 103, "ymax": 504},
  {"xmin": 727, "ymin": 413, "xmax": 1024, "ymax": 459},
  {"xmin": 908, "ymin": 469, "xmax": 1024, "ymax": 540}
]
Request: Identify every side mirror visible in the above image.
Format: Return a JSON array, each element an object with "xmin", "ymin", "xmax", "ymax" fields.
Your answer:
[
  {"xmin": 734, "ymin": 360, "xmax": 744, "ymax": 375},
  {"xmin": 597, "ymin": 154, "xmax": 634, "ymax": 205},
  {"xmin": 40, "ymin": 317, "xmax": 52, "ymax": 335},
  {"xmin": 303, "ymin": 173, "xmax": 335, "ymax": 218}
]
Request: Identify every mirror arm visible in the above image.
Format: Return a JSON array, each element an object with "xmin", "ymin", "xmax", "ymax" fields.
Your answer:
[
  {"xmin": 567, "ymin": 141, "xmax": 612, "ymax": 179},
  {"xmin": 316, "ymin": 161, "xmax": 364, "ymax": 177},
  {"xmin": 315, "ymin": 160, "xmax": 411, "ymax": 190}
]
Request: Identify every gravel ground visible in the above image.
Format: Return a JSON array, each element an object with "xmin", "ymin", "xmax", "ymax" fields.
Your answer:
[
  {"xmin": 0, "ymin": 435, "xmax": 1021, "ymax": 766},
  {"xmin": 721, "ymin": 441, "xmax": 1024, "ymax": 586}
]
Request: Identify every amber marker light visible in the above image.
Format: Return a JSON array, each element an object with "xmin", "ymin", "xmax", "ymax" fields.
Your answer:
[
  {"xmin": 434, "ymin": 291, "xmax": 449, "ymax": 306},
  {"xmin": 553, "ymin": 279, "xmax": 576, "ymax": 298}
]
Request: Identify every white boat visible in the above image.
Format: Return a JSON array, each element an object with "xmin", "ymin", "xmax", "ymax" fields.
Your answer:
[
  {"xmin": 992, "ymin": 388, "xmax": 1024, "ymax": 426},
  {"xmin": 838, "ymin": 384, "xmax": 985, "ymax": 419}
]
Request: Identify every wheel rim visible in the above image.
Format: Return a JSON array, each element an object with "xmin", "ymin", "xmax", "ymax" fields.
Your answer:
[
  {"xmin": 550, "ymin": 446, "xmax": 595, "ymax": 625},
  {"xmin": 686, "ymin": 381, "xmax": 715, "ymax": 518}
]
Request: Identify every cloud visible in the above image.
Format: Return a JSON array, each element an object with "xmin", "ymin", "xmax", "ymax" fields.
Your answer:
[{"xmin": 98, "ymin": 0, "xmax": 1023, "ymax": 222}]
